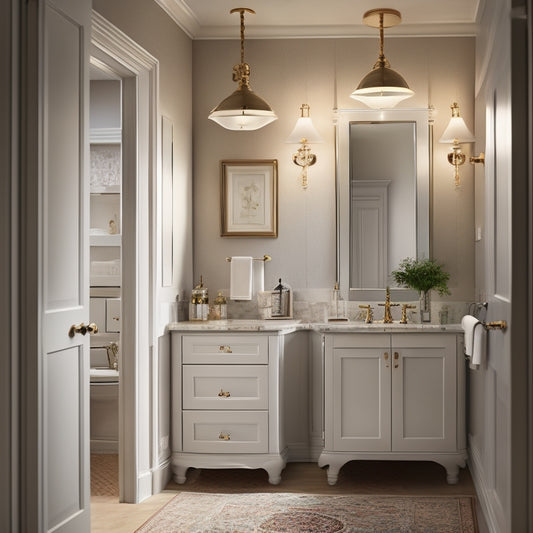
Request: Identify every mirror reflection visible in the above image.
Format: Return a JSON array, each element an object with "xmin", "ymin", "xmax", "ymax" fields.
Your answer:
[{"xmin": 336, "ymin": 109, "xmax": 430, "ymax": 301}]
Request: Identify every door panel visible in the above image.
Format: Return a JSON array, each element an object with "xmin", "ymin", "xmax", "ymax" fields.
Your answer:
[
  {"xmin": 391, "ymin": 334, "xmax": 456, "ymax": 452},
  {"xmin": 41, "ymin": 0, "xmax": 91, "ymax": 531},
  {"xmin": 45, "ymin": 4, "xmax": 82, "ymax": 311},
  {"xmin": 331, "ymin": 347, "xmax": 391, "ymax": 451}
]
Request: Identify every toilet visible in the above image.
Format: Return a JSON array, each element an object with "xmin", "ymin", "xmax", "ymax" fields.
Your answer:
[{"xmin": 90, "ymin": 346, "xmax": 119, "ymax": 453}]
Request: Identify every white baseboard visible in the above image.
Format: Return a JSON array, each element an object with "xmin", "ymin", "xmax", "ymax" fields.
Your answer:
[
  {"xmin": 468, "ymin": 437, "xmax": 500, "ymax": 533},
  {"xmin": 137, "ymin": 470, "xmax": 153, "ymax": 503},
  {"xmin": 90, "ymin": 439, "xmax": 118, "ymax": 454},
  {"xmin": 152, "ymin": 457, "xmax": 172, "ymax": 494}
]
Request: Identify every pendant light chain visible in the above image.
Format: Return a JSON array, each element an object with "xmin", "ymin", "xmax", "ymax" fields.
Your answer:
[
  {"xmin": 378, "ymin": 13, "xmax": 385, "ymax": 62},
  {"xmin": 240, "ymin": 9, "xmax": 246, "ymax": 65}
]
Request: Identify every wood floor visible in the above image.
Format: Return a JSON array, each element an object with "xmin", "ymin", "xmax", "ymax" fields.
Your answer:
[{"xmin": 91, "ymin": 455, "xmax": 488, "ymax": 532}]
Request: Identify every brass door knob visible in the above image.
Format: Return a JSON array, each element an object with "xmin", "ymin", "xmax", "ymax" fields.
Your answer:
[{"xmin": 68, "ymin": 322, "xmax": 99, "ymax": 338}]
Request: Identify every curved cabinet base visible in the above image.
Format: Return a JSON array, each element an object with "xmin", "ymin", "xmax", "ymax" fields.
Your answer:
[
  {"xmin": 318, "ymin": 450, "xmax": 468, "ymax": 486},
  {"xmin": 172, "ymin": 449, "xmax": 288, "ymax": 485}
]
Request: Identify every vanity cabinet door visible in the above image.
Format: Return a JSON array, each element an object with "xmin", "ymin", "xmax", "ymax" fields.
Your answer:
[
  {"xmin": 326, "ymin": 334, "xmax": 391, "ymax": 451},
  {"xmin": 391, "ymin": 333, "xmax": 457, "ymax": 452}
]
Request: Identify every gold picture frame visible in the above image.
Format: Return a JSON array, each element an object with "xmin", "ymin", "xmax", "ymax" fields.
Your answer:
[{"xmin": 220, "ymin": 159, "xmax": 278, "ymax": 237}]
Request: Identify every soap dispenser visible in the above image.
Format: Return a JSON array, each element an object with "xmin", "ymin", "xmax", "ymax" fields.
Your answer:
[{"xmin": 328, "ymin": 282, "xmax": 348, "ymax": 321}]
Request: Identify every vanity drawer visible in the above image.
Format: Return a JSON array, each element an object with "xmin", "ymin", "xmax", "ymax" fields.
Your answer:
[
  {"xmin": 182, "ymin": 335, "xmax": 269, "ymax": 364},
  {"xmin": 182, "ymin": 410, "xmax": 268, "ymax": 453},
  {"xmin": 183, "ymin": 365, "xmax": 268, "ymax": 410}
]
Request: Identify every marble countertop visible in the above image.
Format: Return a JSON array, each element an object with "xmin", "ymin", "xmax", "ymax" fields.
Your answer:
[{"xmin": 167, "ymin": 319, "xmax": 463, "ymax": 334}]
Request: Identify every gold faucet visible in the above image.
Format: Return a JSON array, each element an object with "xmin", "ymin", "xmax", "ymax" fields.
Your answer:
[
  {"xmin": 378, "ymin": 287, "xmax": 399, "ymax": 323},
  {"xmin": 359, "ymin": 304, "xmax": 374, "ymax": 323},
  {"xmin": 400, "ymin": 304, "xmax": 417, "ymax": 324}
]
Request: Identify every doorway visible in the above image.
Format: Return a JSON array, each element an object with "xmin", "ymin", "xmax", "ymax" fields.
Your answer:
[{"xmin": 90, "ymin": 10, "xmax": 159, "ymax": 503}]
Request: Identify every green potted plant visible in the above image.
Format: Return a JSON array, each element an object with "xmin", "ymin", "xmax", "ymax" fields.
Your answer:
[{"xmin": 391, "ymin": 257, "xmax": 450, "ymax": 322}]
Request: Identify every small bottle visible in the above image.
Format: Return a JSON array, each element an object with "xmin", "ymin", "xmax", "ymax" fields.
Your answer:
[
  {"xmin": 189, "ymin": 276, "xmax": 209, "ymax": 321},
  {"xmin": 212, "ymin": 291, "xmax": 227, "ymax": 320}
]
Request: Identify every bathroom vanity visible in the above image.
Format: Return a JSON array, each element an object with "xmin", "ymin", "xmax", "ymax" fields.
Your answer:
[
  {"xmin": 169, "ymin": 321, "xmax": 466, "ymax": 485},
  {"xmin": 169, "ymin": 321, "xmax": 307, "ymax": 485},
  {"xmin": 315, "ymin": 326, "xmax": 467, "ymax": 485}
]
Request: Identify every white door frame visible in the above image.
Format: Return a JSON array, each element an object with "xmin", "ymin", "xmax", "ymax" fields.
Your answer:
[{"xmin": 91, "ymin": 11, "xmax": 159, "ymax": 503}]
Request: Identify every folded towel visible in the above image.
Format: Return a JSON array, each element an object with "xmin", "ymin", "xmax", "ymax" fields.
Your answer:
[
  {"xmin": 461, "ymin": 314, "xmax": 486, "ymax": 368},
  {"xmin": 230, "ymin": 256, "xmax": 253, "ymax": 300}
]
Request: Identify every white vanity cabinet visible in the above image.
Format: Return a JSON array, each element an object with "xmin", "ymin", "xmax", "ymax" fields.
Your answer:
[
  {"xmin": 171, "ymin": 332, "xmax": 289, "ymax": 485},
  {"xmin": 318, "ymin": 332, "xmax": 467, "ymax": 485}
]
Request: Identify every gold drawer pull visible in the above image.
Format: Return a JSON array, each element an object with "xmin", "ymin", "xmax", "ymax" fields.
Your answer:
[
  {"xmin": 112, "ymin": 316, "xmax": 120, "ymax": 321},
  {"xmin": 218, "ymin": 389, "xmax": 231, "ymax": 398},
  {"xmin": 394, "ymin": 352, "xmax": 400, "ymax": 368},
  {"xmin": 219, "ymin": 345, "xmax": 233, "ymax": 353},
  {"xmin": 218, "ymin": 432, "xmax": 231, "ymax": 441},
  {"xmin": 384, "ymin": 352, "xmax": 389, "ymax": 368}
]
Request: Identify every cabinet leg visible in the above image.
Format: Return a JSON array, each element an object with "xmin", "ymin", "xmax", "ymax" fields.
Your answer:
[
  {"xmin": 264, "ymin": 457, "xmax": 285, "ymax": 485},
  {"xmin": 445, "ymin": 465, "xmax": 460, "ymax": 485},
  {"xmin": 326, "ymin": 466, "xmax": 340, "ymax": 486},
  {"xmin": 174, "ymin": 464, "xmax": 188, "ymax": 484}
]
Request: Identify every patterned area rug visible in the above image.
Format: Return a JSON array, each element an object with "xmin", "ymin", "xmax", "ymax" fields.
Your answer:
[{"xmin": 136, "ymin": 492, "xmax": 478, "ymax": 533}]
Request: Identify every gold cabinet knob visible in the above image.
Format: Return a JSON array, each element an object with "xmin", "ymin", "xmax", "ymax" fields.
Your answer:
[
  {"xmin": 218, "ymin": 389, "xmax": 231, "ymax": 398},
  {"xmin": 68, "ymin": 322, "xmax": 99, "ymax": 338}
]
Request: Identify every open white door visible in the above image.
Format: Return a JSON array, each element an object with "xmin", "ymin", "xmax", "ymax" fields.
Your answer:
[{"xmin": 21, "ymin": 0, "xmax": 92, "ymax": 531}]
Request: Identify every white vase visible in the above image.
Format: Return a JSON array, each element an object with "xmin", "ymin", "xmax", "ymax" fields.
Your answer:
[{"xmin": 420, "ymin": 290, "xmax": 431, "ymax": 322}]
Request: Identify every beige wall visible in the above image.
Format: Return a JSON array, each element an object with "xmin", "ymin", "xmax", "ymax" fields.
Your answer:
[{"xmin": 193, "ymin": 36, "xmax": 476, "ymax": 302}]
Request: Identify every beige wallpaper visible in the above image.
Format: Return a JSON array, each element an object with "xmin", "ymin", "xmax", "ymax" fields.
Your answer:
[{"xmin": 192, "ymin": 36, "xmax": 476, "ymax": 302}]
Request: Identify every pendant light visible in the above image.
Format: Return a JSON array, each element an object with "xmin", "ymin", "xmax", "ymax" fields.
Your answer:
[
  {"xmin": 208, "ymin": 8, "xmax": 277, "ymax": 131},
  {"xmin": 350, "ymin": 8, "xmax": 414, "ymax": 109}
]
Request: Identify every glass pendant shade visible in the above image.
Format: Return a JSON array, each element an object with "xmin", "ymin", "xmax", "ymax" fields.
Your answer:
[
  {"xmin": 208, "ymin": 8, "xmax": 277, "ymax": 131},
  {"xmin": 209, "ymin": 85, "xmax": 277, "ymax": 131},
  {"xmin": 351, "ymin": 60, "xmax": 414, "ymax": 109},
  {"xmin": 350, "ymin": 8, "xmax": 414, "ymax": 109}
]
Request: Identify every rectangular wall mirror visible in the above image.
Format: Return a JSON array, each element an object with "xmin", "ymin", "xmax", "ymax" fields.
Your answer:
[{"xmin": 336, "ymin": 109, "xmax": 431, "ymax": 301}]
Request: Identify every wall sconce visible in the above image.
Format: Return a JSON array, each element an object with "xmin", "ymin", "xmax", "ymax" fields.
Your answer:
[
  {"xmin": 439, "ymin": 102, "xmax": 476, "ymax": 187},
  {"xmin": 350, "ymin": 8, "xmax": 414, "ymax": 109},
  {"xmin": 208, "ymin": 8, "xmax": 277, "ymax": 131},
  {"xmin": 286, "ymin": 104, "xmax": 323, "ymax": 189}
]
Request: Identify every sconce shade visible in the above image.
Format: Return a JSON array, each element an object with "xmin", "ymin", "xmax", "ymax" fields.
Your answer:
[
  {"xmin": 350, "ymin": 8, "xmax": 414, "ymax": 109},
  {"xmin": 208, "ymin": 8, "xmax": 277, "ymax": 131},
  {"xmin": 439, "ymin": 118, "xmax": 475, "ymax": 143},
  {"xmin": 286, "ymin": 106, "xmax": 323, "ymax": 144}
]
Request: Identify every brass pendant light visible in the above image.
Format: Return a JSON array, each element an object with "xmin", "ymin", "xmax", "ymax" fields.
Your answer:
[
  {"xmin": 208, "ymin": 8, "xmax": 277, "ymax": 131},
  {"xmin": 351, "ymin": 8, "xmax": 414, "ymax": 109}
]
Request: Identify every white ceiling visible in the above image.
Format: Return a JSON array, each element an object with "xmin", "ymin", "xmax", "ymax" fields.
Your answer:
[{"xmin": 155, "ymin": 0, "xmax": 482, "ymax": 39}]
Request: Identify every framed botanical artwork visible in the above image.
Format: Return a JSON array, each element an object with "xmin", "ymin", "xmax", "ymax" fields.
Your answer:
[{"xmin": 220, "ymin": 159, "xmax": 278, "ymax": 237}]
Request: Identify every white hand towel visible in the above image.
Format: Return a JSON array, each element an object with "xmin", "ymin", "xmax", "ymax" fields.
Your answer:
[
  {"xmin": 230, "ymin": 256, "xmax": 253, "ymax": 300},
  {"xmin": 461, "ymin": 314, "xmax": 487, "ymax": 368}
]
